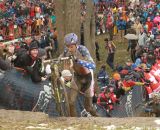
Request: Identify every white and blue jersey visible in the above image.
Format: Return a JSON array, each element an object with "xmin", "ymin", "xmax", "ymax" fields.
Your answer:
[{"xmin": 64, "ymin": 45, "xmax": 96, "ymax": 70}]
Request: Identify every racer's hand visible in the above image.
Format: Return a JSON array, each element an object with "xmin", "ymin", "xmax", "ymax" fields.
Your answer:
[{"xmin": 69, "ymin": 55, "xmax": 77, "ymax": 61}]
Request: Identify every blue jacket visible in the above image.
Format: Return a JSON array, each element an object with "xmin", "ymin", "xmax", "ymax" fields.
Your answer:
[
  {"xmin": 157, "ymin": 4, "xmax": 160, "ymax": 10},
  {"xmin": 116, "ymin": 20, "xmax": 126, "ymax": 30},
  {"xmin": 97, "ymin": 69, "xmax": 109, "ymax": 80},
  {"xmin": 152, "ymin": 27, "xmax": 158, "ymax": 36},
  {"xmin": 143, "ymin": 12, "xmax": 148, "ymax": 20}
]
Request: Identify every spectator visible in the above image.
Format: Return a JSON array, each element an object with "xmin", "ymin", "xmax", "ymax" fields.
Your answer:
[
  {"xmin": 97, "ymin": 65, "xmax": 109, "ymax": 90},
  {"xmin": 138, "ymin": 28, "xmax": 147, "ymax": 47},
  {"xmin": 133, "ymin": 19, "xmax": 143, "ymax": 36},
  {"xmin": 130, "ymin": 40, "xmax": 138, "ymax": 62},
  {"xmin": 146, "ymin": 17, "xmax": 153, "ymax": 32},
  {"xmin": 60, "ymin": 69, "xmax": 73, "ymax": 88},
  {"xmin": 116, "ymin": 17, "xmax": 126, "ymax": 39},
  {"xmin": 95, "ymin": 41, "xmax": 100, "ymax": 61},
  {"xmin": 105, "ymin": 39, "xmax": 116, "ymax": 70},
  {"xmin": 96, "ymin": 88, "xmax": 113, "ymax": 117},
  {"xmin": 53, "ymin": 27, "xmax": 58, "ymax": 52},
  {"xmin": 14, "ymin": 40, "xmax": 46, "ymax": 83},
  {"xmin": 106, "ymin": 13, "xmax": 114, "ymax": 40}
]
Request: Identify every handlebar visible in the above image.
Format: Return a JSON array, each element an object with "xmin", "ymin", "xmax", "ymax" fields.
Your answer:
[
  {"xmin": 60, "ymin": 57, "xmax": 70, "ymax": 60},
  {"xmin": 43, "ymin": 57, "xmax": 71, "ymax": 64}
]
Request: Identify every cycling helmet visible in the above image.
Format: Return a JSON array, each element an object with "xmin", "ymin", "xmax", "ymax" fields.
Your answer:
[{"xmin": 64, "ymin": 33, "xmax": 78, "ymax": 45}]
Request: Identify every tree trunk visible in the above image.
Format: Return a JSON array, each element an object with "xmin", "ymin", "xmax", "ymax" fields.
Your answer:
[
  {"xmin": 54, "ymin": 0, "xmax": 65, "ymax": 53},
  {"xmin": 83, "ymin": 0, "xmax": 96, "ymax": 61},
  {"xmin": 55, "ymin": 0, "xmax": 81, "ymax": 53}
]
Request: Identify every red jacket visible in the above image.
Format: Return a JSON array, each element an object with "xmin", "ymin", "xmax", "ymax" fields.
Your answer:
[
  {"xmin": 0, "ymin": 2, "xmax": 5, "ymax": 11},
  {"xmin": 106, "ymin": 16, "xmax": 114, "ymax": 29},
  {"xmin": 109, "ymin": 92, "xmax": 119, "ymax": 103},
  {"xmin": 144, "ymin": 72, "xmax": 158, "ymax": 84},
  {"xmin": 97, "ymin": 92, "xmax": 114, "ymax": 110},
  {"xmin": 150, "ymin": 69, "xmax": 160, "ymax": 82},
  {"xmin": 30, "ymin": 6, "xmax": 35, "ymax": 17},
  {"xmin": 146, "ymin": 21, "xmax": 153, "ymax": 32}
]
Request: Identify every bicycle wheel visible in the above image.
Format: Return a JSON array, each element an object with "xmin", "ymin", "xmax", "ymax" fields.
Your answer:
[{"xmin": 56, "ymin": 79, "xmax": 70, "ymax": 117}]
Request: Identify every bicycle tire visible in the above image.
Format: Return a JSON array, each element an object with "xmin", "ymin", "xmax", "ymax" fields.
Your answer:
[
  {"xmin": 57, "ymin": 79, "xmax": 70, "ymax": 117},
  {"xmin": 50, "ymin": 61, "xmax": 71, "ymax": 116}
]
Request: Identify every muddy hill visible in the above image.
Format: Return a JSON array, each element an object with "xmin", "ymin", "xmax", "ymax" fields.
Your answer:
[{"xmin": 0, "ymin": 109, "xmax": 160, "ymax": 130}]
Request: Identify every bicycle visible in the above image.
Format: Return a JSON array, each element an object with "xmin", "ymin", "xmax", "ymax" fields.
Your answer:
[
  {"xmin": 44, "ymin": 57, "xmax": 71, "ymax": 116},
  {"xmin": 46, "ymin": 54, "xmax": 99, "ymax": 117}
]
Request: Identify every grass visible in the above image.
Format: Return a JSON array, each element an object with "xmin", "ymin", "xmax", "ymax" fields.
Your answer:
[{"xmin": 95, "ymin": 33, "xmax": 131, "ymax": 77}]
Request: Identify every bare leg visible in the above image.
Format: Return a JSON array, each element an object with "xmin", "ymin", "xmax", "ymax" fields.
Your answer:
[{"xmin": 67, "ymin": 80, "xmax": 78, "ymax": 117}]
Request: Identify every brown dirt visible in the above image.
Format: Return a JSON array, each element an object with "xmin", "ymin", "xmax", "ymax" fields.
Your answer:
[{"xmin": 0, "ymin": 109, "xmax": 160, "ymax": 130}]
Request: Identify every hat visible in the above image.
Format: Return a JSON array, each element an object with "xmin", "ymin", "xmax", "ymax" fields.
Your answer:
[
  {"xmin": 29, "ymin": 40, "xmax": 39, "ymax": 51},
  {"xmin": 64, "ymin": 33, "xmax": 78, "ymax": 45},
  {"xmin": 61, "ymin": 70, "xmax": 72, "ymax": 77},
  {"xmin": 113, "ymin": 72, "xmax": 121, "ymax": 80}
]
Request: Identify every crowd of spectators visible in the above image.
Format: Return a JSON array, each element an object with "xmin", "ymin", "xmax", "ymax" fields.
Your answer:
[
  {"xmin": 0, "ymin": 0, "xmax": 56, "ymax": 41},
  {"xmin": 95, "ymin": 0, "xmax": 160, "ymax": 117}
]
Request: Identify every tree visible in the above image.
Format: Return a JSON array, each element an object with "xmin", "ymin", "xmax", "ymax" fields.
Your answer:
[
  {"xmin": 83, "ymin": 0, "xmax": 96, "ymax": 60},
  {"xmin": 55, "ymin": 0, "xmax": 96, "ymax": 60},
  {"xmin": 55, "ymin": 0, "xmax": 81, "ymax": 53}
]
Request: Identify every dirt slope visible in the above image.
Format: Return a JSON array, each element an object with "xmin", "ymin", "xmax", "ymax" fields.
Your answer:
[{"xmin": 0, "ymin": 109, "xmax": 160, "ymax": 130}]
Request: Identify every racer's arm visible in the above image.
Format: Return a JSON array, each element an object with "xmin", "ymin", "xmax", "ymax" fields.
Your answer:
[
  {"xmin": 76, "ymin": 59, "xmax": 96, "ymax": 69},
  {"xmin": 76, "ymin": 45, "xmax": 96, "ymax": 69}
]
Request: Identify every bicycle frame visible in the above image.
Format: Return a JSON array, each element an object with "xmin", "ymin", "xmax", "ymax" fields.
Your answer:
[{"xmin": 48, "ymin": 57, "xmax": 71, "ymax": 116}]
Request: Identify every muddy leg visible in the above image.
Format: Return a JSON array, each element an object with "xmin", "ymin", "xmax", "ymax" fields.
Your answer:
[
  {"xmin": 84, "ymin": 88, "xmax": 99, "ymax": 116},
  {"xmin": 68, "ymin": 80, "xmax": 78, "ymax": 117}
]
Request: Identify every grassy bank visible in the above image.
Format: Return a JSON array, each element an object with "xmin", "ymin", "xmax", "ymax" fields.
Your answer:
[{"xmin": 95, "ymin": 33, "xmax": 131, "ymax": 76}]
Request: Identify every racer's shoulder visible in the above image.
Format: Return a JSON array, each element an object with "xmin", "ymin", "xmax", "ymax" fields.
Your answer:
[{"xmin": 77, "ymin": 45, "xmax": 89, "ymax": 51}]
